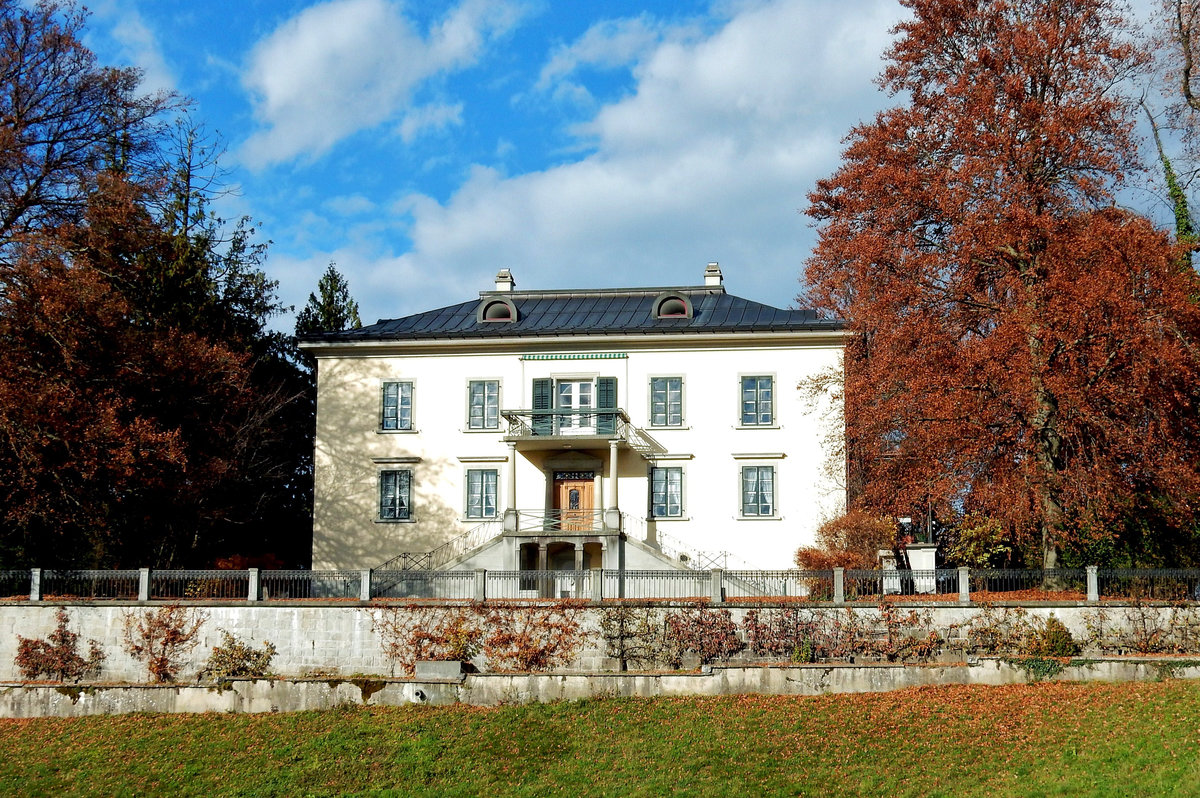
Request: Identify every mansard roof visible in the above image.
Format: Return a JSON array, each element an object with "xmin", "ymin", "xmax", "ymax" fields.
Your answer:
[{"xmin": 304, "ymin": 284, "xmax": 842, "ymax": 343}]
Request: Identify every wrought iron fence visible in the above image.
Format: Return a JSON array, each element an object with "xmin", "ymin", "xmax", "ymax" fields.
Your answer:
[
  {"xmin": 261, "ymin": 570, "xmax": 362, "ymax": 600},
  {"xmin": 0, "ymin": 570, "xmax": 29, "ymax": 599},
  {"xmin": 10, "ymin": 565, "xmax": 1200, "ymax": 603},
  {"xmin": 372, "ymin": 570, "xmax": 475, "ymax": 600},
  {"xmin": 149, "ymin": 570, "xmax": 249, "ymax": 600},
  {"xmin": 1098, "ymin": 569, "xmax": 1200, "ymax": 601},
  {"xmin": 42, "ymin": 569, "xmax": 140, "ymax": 600},
  {"xmin": 845, "ymin": 569, "xmax": 960, "ymax": 601},
  {"xmin": 606, "ymin": 569, "xmax": 712, "ymax": 600},
  {"xmin": 723, "ymin": 570, "xmax": 832, "ymax": 600},
  {"xmin": 486, "ymin": 569, "xmax": 593, "ymax": 600},
  {"xmin": 969, "ymin": 568, "xmax": 1086, "ymax": 597}
]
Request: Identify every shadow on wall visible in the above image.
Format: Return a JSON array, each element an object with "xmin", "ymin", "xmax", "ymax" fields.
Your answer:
[{"xmin": 311, "ymin": 361, "xmax": 464, "ymax": 570}]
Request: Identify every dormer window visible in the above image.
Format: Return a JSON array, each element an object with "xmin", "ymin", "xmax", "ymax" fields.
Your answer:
[
  {"xmin": 653, "ymin": 293, "xmax": 693, "ymax": 319},
  {"xmin": 477, "ymin": 297, "xmax": 518, "ymax": 323}
]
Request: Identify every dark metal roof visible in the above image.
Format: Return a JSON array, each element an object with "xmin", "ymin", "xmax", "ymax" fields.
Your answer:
[{"xmin": 304, "ymin": 285, "xmax": 842, "ymax": 343}]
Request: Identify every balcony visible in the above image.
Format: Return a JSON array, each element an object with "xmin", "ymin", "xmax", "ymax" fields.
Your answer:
[{"xmin": 501, "ymin": 408, "xmax": 663, "ymax": 455}]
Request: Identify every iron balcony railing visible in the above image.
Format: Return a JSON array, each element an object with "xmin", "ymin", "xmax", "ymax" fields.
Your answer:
[{"xmin": 502, "ymin": 408, "xmax": 630, "ymax": 439}]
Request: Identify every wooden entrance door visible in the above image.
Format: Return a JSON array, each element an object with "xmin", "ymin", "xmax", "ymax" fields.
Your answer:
[{"xmin": 553, "ymin": 471, "xmax": 594, "ymax": 531}]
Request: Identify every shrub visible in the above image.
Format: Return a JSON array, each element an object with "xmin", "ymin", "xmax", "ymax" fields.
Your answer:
[
  {"xmin": 480, "ymin": 602, "xmax": 585, "ymax": 672},
  {"xmin": 941, "ymin": 513, "xmax": 1017, "ymax": 568},
  {"xmin": 121, "ymin": 604, "xmax": 207, "ymax": 682},
  {"xmin": 201, "ymin": 630, "xmax": 277, "ymax": 680},
  {"xmin": 663, "ymin": 602, "xmax": 745, "ymax": 667},
  {"xmin": 370, "ymin": 605, "xmax": 483, "ymax": 676},
  {"xmin": 796, "ymin": 510, "xmax": 897, "ymax": 570},
  {"xmin": 1027, "ymin": 615, "xmax": 1080, "ymax": 657},
  {"xmin": 14, "ymin": 609, "xmax": 105, "ymax": 682},
  {"xmin": 599, "ymin": 605, "xmax": 663, "ymax": 670}
]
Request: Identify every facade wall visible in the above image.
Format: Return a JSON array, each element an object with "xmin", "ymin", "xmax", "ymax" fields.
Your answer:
[{"xmin": 312, "ymin": 335, "xmax": 844, "ymax": 570}]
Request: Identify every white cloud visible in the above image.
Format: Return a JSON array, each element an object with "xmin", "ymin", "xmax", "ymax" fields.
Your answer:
[
  {"xmin": 239, "ymin": 0, "xmax": 525, "ymax": 168},
  {"xmin": 351, "ymin": 0, "xmax": 906, "ymax": 321},
  {"xmin": 322, "ymin": 194, "xmax": 377, "ymax": 216},
  {"xmin": 88, "ymin": 1, "xmax": 176, "ymax": 93},
  {"xmin": 397, "ymin": 103, "xmax": 464, "ymax": 143},
  {"xmin": 535, "ymin": 15, "xmax": 670, "ymax": 93}
]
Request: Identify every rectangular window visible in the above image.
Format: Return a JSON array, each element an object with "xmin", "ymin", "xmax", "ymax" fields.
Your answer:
[
  {"xmin": 741, "ymin": 376, "xmax": 774, "ymax": 426},
  {"xmin": 468, "ymin": 380, "xmax": 500, "ymax": 430},
  {"xmin": 650, "ymin": 377, "xmax": 683, "ymax": 427},
  {"xmin": 466, "ymin": 469, "xmax": 498, "ymax": 519},
  {"xmin": 650, "ymin": 467, "xmax": 683, "ymax": 518},
  {"xmin": 741, "ymin": 466, "xmax": 775, "ymax": 517},
  {"xmin": 380, "ymin": 470, "xmax": 412, "ymax": 520},
  {"xmin": 382, "ymin": 382, "xmax": 413, "ymax": 430}
]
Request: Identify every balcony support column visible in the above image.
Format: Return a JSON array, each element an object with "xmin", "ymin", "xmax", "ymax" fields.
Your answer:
[
  {"xmin": 503, "ymin": 442, "xmax": 518, "ymax": 532},
  {"xmin": 605, "ymin": 439, "xmax": 621, "ymax": 531}
]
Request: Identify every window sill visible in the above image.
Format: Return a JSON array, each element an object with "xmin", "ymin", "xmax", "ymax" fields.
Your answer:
[
  {"xmin": 461, "ymin": 427, "xmax": 502, "ymax": 434},
  {"xmin": 647, "ymin": 425, "xmax": 690, "ymax": 431},
  {"xmin": 735, "ymin": 424, "xmax": 780, "ymax": 431},
  {"xmin": 649, "ymin": 515, "xmax": 690, "ymax": 522},
  {"xmin": 377, "ymin": 429, "xmax": 419, "ymax": 435},
  {"xmin": 459, "ymin": 516, "xmax": 500, "ymax": 523},
  {"xmin": 737, "ymin": 515, "xmax": 782, "ymax": 521},
  {"xmin": 374, "ymin": 518, "xmax": 417, "ymax": 524}
]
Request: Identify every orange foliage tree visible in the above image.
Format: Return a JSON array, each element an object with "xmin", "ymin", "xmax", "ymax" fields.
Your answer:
[
  {"xmin": 805, "ymin": 0, "xmax": 1200, "ymax": 568},
  {"xmin": 796, "ymin": 510, "xmax": 898, "ymax": 571}
]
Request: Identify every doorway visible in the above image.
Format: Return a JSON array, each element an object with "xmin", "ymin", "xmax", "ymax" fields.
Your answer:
[{"xmin": 553, "ymin": 470, "xmax": 595, "ymax": 530}]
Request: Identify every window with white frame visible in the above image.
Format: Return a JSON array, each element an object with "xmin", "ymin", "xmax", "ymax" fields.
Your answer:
[
  {"xmin": 740, "ymin": 376, "xmax": 774, "ymax": 426},
  {"xmin": 382, "ymin": 381, "xmax": 413, "ymax": 430},
  {"xmin": 649, "ymin": 377, "xmax": 683, "ymax": 427},
  {"xmin": 650, "ymin": 466, "xmax": 683, "ymax": 518},
  {"xmin": 466, "ymin": 468, "xmax": 498, "ymax": 519},
  {"xmin": 740, "ymin": 465, "xmax": 775, "ymax": 517},
  {"xmin": 379, "ymin": 470, "xmax": 412, "ymax": 520},
  {"xmin": 468, "ymin": 380, "xmax": 500, "ymax": 430}
]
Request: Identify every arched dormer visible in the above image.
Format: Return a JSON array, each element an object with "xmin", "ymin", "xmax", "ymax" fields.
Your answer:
[
  {"xmin": 652, "ymin": 292, "xmax": 693, "ymax": 320},
  {"xmin": 477, "ymin": 296, "xmax": 518, "ymax": 323}
]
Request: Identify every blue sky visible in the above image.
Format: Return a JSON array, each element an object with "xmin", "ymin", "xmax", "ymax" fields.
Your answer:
[{"xmin": 77, "ymin": 1, "xmax": 951, "ymax": 326}]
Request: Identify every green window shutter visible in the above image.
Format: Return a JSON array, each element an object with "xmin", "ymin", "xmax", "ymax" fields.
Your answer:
[
  {"xmin": 532, "ymin": 378, "xmax": 552, "ymax": 435},
  {"xmin": 597, "ymin": 376, "xmax": 618, "ymax": 434}
]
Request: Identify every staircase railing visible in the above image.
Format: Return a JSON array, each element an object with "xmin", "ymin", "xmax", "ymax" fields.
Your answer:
[{"xmin": 376, "ymin": 518, "xmax": 503, "ymax": 573}]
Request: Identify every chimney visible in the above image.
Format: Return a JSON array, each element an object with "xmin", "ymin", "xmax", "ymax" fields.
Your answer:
[
  {"xmin": 494, "ymin": 269, "xmax": 515, "ymax": 292},
  {"xmin": 704, "ymin": 261, "xmax": 723, "ymax": 287}
]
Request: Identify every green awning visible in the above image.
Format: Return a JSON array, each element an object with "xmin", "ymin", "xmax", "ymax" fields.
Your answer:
[{"xmin": 520, "ymin": 353, "xmax": 628, "ymax": 361}]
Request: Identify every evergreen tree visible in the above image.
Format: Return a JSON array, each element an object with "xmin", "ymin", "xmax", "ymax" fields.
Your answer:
[{"xmin": 295, "ymin": 264, "xmax": 362, "ymax": 336}]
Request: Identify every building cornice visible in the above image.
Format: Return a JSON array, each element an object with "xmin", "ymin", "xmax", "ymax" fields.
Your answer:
[{"xmin": 299, "ymin": 328, "xmax": 847, "ymax": 358}]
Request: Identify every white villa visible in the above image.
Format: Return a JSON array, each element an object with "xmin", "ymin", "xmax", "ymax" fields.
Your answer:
[{"xmin": 299, "ymin": 264, "xmax": 845, "ymax": 574}]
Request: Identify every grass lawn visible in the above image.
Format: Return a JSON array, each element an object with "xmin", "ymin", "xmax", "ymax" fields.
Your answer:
[{"xmin": 1, "ymin": 680, "xmax": 1198, "ymax": 797}]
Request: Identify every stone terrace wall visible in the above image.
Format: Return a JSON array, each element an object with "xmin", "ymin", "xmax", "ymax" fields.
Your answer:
[{"xmin": 0, "ymin": 601, "xmax": 1178, "ymax": 683}]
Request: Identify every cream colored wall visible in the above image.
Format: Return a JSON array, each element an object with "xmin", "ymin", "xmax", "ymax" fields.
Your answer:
[{"xmin": 311, "ymin": 339, "xmax": 843, "ymax": 570}]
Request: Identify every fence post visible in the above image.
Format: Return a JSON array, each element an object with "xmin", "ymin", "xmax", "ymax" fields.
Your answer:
[
  {"xmin": 247, "ymin": 568, "xmax": 261, "ymax": 602},
  {"xmin": 710, "ymin": 568, "xmax": 724, "ymax": 603},
  {"xmin": 958, "ymin": 567, "xmax": 969, "ymax": 603},
  {"xmin": 29, "ymin": 568, "xmax": 41, "ymax": 602},
  {"xmin": 360, "ymin": 569, "xmax": 372, "ymax": 601},
  {"xmin": 1087, "ymin": 565, "xmax": 1099, "ymax": 603},
  {"xmin": 591, "ymin": 568, "xmax": 603, "ymax": 602},
  {"xmin": 138, "ymin": 568, "xmax": 150, "ymax": 602},
  {"xmin": 833, "ymin": 568, "xmax": 845, "ymax": 605},
  {"xmin": 474, "ymin": 569, "xmax": 487, "ymax": 602}
]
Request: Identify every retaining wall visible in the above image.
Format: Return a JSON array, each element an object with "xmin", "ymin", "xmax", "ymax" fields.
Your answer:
[
  {"xmin": 0, "ymin": 601, "xmax": 1178, "ymax": 683},
  {"xmin": 3, "ymin": 658, "xmax": 1198, "ymax": 718}
]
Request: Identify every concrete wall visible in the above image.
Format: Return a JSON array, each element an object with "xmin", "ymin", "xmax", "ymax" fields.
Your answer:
[
  {"xmin": 0, "ymin": 601, "xmax": 1166, "ymax": 684},
  {"xmin": 3, "ymin": 658, "xmax": 1197, "ymax": 718},
  {"xmin": 311, "ymin": 332, "xmax": 844, "ymax": 571}
]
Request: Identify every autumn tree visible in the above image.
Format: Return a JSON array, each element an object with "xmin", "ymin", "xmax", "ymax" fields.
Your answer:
[
  {"xmin": 805, "ymin": 0, "xmax": 1200, "ymax": 569},
  {"xmin": 0, "ymin": 3, "xmax": 311, "ymax": 567},
  {"xmin": 0, "ymin": 0, "xmax": 172, "ymax": 250}
]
